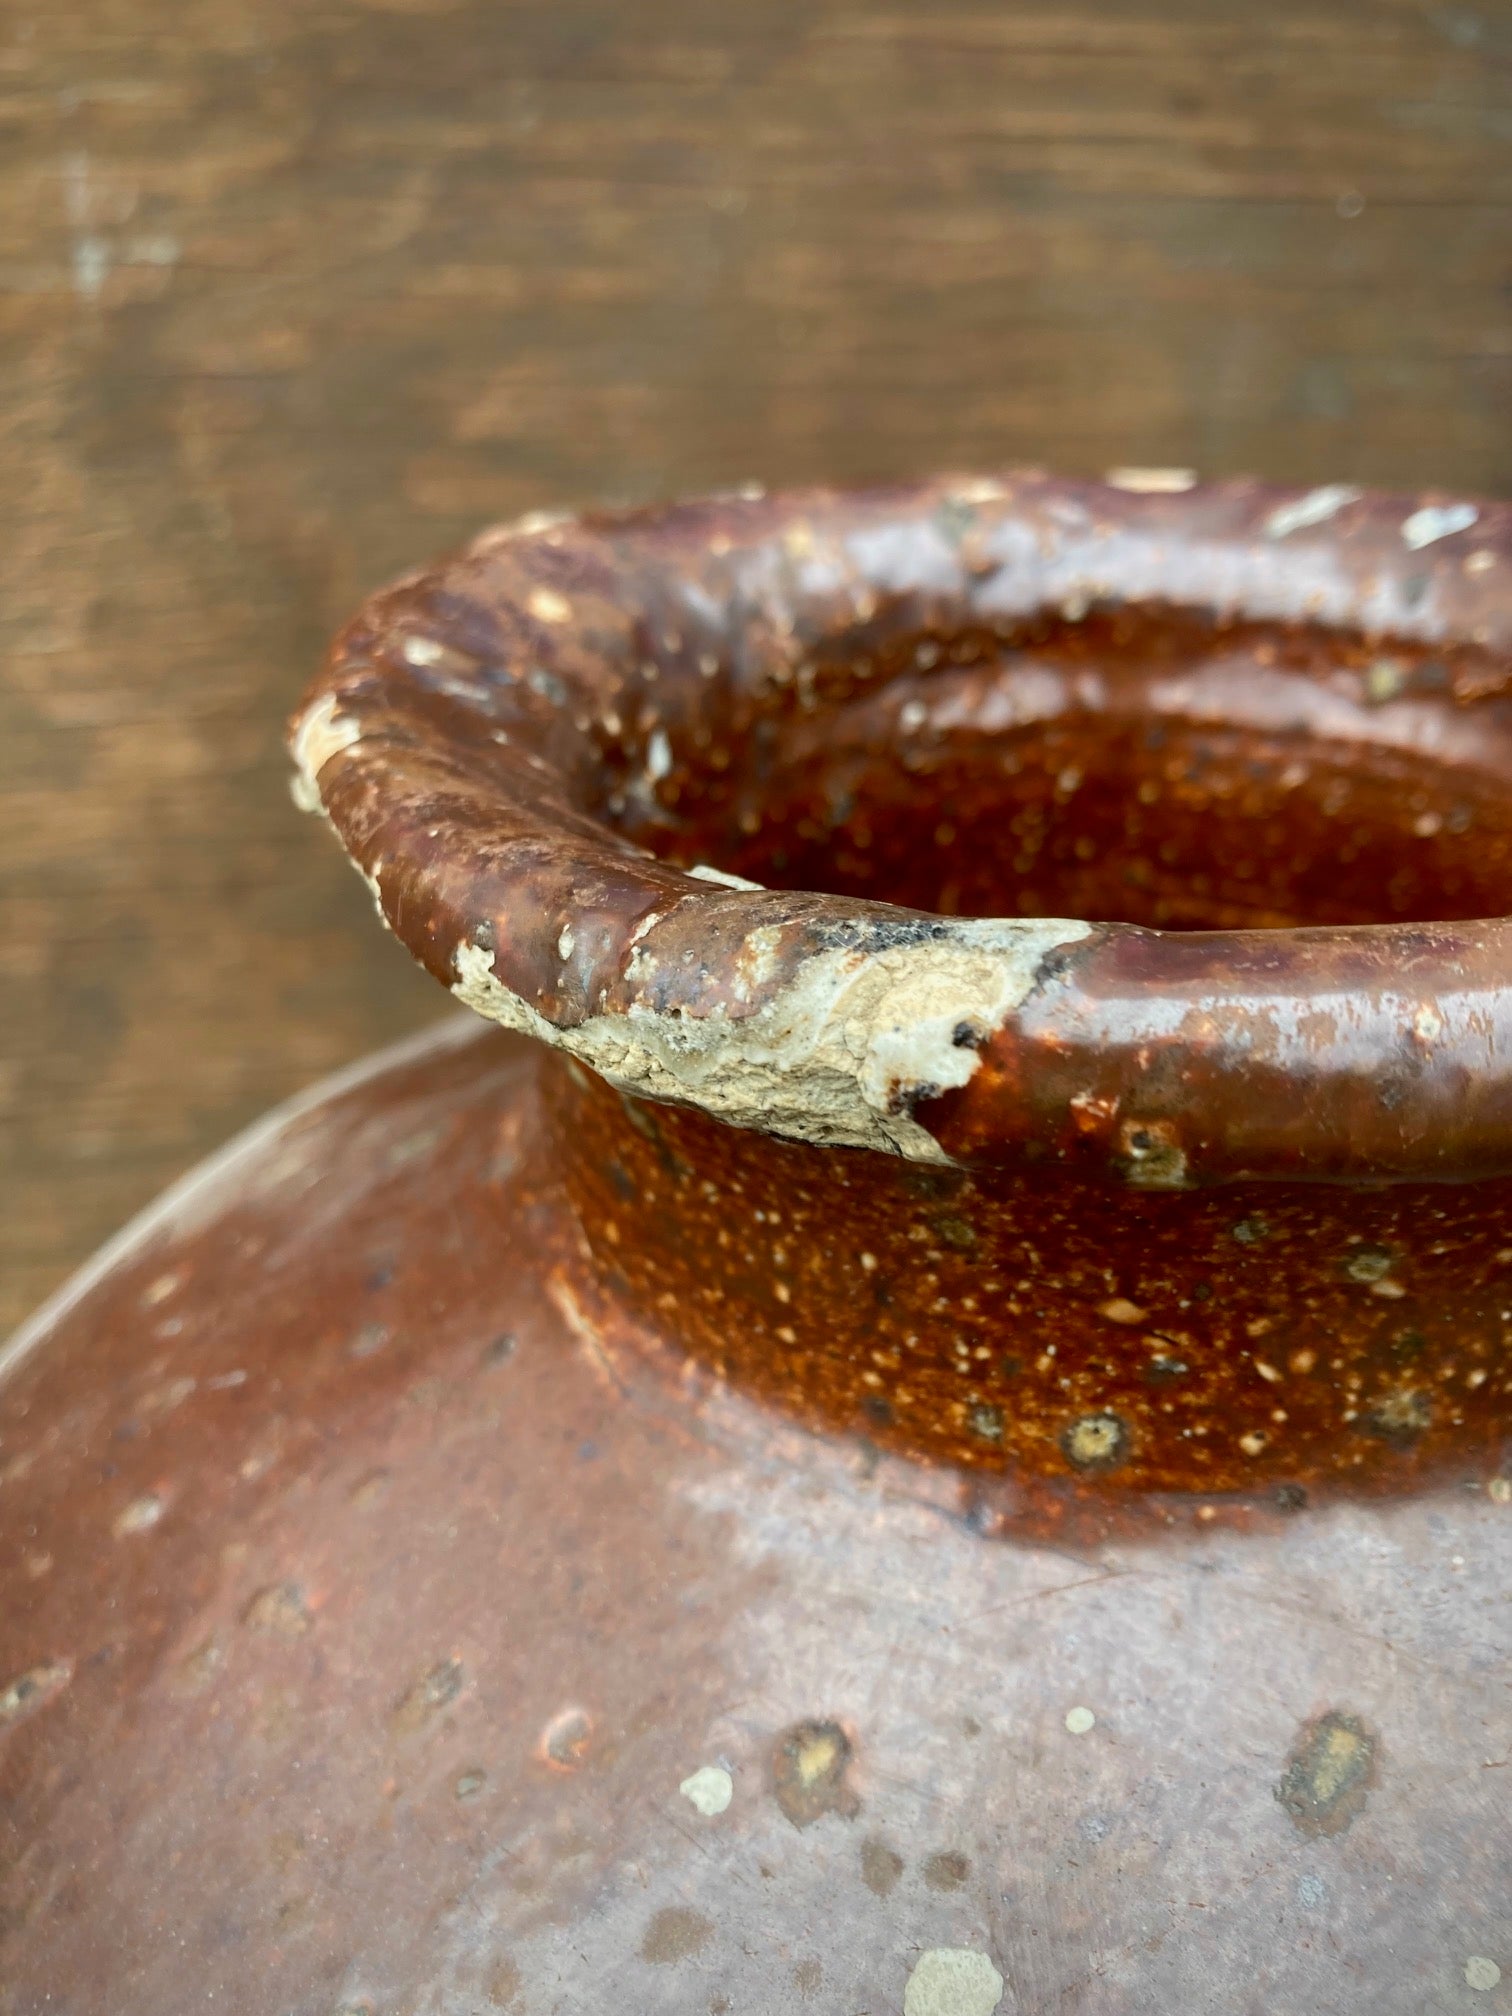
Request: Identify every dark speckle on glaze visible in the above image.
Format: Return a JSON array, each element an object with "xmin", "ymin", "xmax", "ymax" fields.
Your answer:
[
  {"xmin": 861, "ymin": 1839, "xmax": 905, "ymax": 1896},
  {"xmin": 772, "ymin": 1719, "xmax": 860, "ymax": 1828},
  {"xmin": 923, "ymin": 1848, "xmax": 972, "ymax": 1891},
  {"xmin": 641, "ymin": 1906, "xmax": 715, "ymax": 1965},
  {"xmin": 1277, "ymin": 1711, "xmax": 1378, "ymax": 1837}
]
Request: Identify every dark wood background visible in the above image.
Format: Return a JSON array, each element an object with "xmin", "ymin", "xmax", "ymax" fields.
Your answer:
[{"xmin": 2, "ymin": 0, "xmax": 1509, "ymax": 1332}]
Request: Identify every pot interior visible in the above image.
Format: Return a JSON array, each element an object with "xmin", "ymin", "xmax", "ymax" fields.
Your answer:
[{"xmin": 609, "ymin": 607, "xmax": 1512, "ymax": 930}]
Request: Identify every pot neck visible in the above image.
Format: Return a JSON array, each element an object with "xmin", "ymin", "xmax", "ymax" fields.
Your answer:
[{"xmin": 541, "ymin": 1052, "xmax": 1505, "ymax": 1516}]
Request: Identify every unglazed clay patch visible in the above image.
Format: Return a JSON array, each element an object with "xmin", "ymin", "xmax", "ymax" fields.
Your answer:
[{"xmin": 452, "ymin": 918, "xmax": 1087, "ymax": 1164}]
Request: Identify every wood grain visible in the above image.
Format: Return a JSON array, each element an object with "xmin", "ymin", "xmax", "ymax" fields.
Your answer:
[{"xmin": 1, "ymin": 0, "xmax": 1509, "ymax": 1331}]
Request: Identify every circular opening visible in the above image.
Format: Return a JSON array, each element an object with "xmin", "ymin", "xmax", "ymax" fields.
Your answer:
[{"xmin": 609, "ymin": 607, "xmax": 1512, "ymax": 930}]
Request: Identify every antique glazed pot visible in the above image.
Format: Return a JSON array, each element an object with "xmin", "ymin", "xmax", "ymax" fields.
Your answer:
[{"xmin": 2, "ymin": 472, "xmax": 1509, "ymax": 2016}]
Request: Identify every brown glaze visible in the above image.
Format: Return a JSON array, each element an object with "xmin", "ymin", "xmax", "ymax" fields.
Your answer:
[
  {"xmin": 0, "ymin": 1023, "xmax": 1507, "ymax": 2013},
  {"xmin": 294, "ymin": 472, "xmax": 1512, "ymax": 1185},
  {"xmin": 2, "ymin": 477, "xmax": 1509, "ymax": 2010},
  {"xmin": 549, "ymin": 1056, "xmax": 1507, "ymax": 1509},
  {"xmin": 672, "ymin": 605, "xmax": 1512, "ymax": 933},
  {"xmin": 284, "ymin": 473, "xmax": 1512, "ymax": 1504}
]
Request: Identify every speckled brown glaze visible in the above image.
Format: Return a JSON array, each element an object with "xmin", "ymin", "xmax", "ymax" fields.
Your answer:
[
  {"xmin": 3, "ymin": 476, "xmax": 1511, "ymax": 2013},
  {"xmin": 548, "ymin": 1058, "xmax": 1507, "ymax": 1510},
  {"xmin": 0, "ymin": 1022, "xmax": 1506, "ymax": 2014},
  {"xmin": 289, "ymin": 472, "xmax": 1512, "ymax": 1505},
  {"xmin": 294, "ymin": 472, "xmax": 1512, "ymax": 1184}
]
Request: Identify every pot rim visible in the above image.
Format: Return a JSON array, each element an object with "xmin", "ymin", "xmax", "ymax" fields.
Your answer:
[{"xmin": 290, "ymin": 469, "xmax": 1512, "ymax": 1186}]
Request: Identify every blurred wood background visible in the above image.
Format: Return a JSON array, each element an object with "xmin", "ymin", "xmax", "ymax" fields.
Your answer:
[{"xmin": 2, "ymin": 0, "xmax": 1509, "ymax": 1331}]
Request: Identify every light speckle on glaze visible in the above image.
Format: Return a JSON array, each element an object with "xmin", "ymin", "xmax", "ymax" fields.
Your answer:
[
  {"xmin": 540, "ymin": 1706, "xmax": 593, "ymax": 1769},
  {"xmin": 1465, "ymin": 1958, "xmax": 1502, "ymax": 1992},
  {"xmin": 1364, "ymin": 656, "xmax": 1407, "ymax": 704},
  {"xmin": 0, "ymin": 1658, "xmax": 73, "ymax": 1727},
  {"xmin": 949, "ymin": 478, "xmax": 1009, "ymax": 504},
  {"xmin": 399, "ymin": 635, "xmax": 446, "ymax": 667},
  {"xmin": 113, "ymin": 1492, "xmax": 165, "ymax": 1537},
  {"xmin": 1104, "ymin": 466, "xmax": 1197, "ymax": 493},
  {"xmin": 391, "ymin": 1657, "xmax": 464, "ymax": 1732},
  {"xmin": 469, "ymin": 505, "xmax": 575, "ymax": 553},
  {"xmin": 557, "ymin": 926, "xmax": 575, "ymax": 961},
  {"xmin": 526, "ymin": 586, "xmax": 572, "ymax": 624},
  {"xmin": 903, "ymin": 1947, "xmax": 1005, "ymax": 2016},
  {"xmin": 451, "ymin": 918, "xmax": 1088, "ymax": 1165},
  {"xmin": 1098, "ymin": 1297, "xmax": 1146, "ymax": 1325},
  {"xmin": 1061, "ymin": 1412, "xmax": 1130, "ymax": 1471},
  {"xmin": 1488, "ymin": 1477, "xmax": 1511, "ymax": 1504},
  {"xmin": 678, "ymin": 1764, "xmax": 733, "ymax": 1816},
  {"xmin": 1264, "ymin": 485, "xmax": 1361, "ymax": 539},
  {"xmin": 1401, "ymin": 502, "xmax": 1479, "ymax": 550},
  {"xmin": 243, "ymin": 1581, "xmax": 314, "ymax": 1637},
  {"xmin": 290, "ymin": 693, "xmax": 363, "ymax": 800},
  {"xmin": 646, "ymin": 728, "xmax": 672, "ymax": 783},
  {"xmin": 1064, "ymin": 1705, "xmax": 1096, "ymax": 1735},
  {"xmin": 687, "ymin": 863, "xmax": 765, "ymax": 892}
]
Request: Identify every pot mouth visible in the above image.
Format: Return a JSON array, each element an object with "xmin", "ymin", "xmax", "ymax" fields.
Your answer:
[{"xmin": 291, "ymin": 470, "xmax": 1512, "ymax": 1185}]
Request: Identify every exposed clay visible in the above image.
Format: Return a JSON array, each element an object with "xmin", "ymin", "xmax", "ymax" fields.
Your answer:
[
  {"xmin": 452, "ymin": 915, "xmax": 1084, "ymax": 1163},
  {"xmin": 903, "ymin": 1948, "xmax": 1006, "ymax": 2016},
  {"xmin": 679, "ymin": 1764, "xmax": 733, "ymax": 1816}
]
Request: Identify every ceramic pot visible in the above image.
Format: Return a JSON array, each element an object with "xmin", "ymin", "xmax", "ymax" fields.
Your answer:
[{"xmin": 3, "ymin": 473, "xmax": 1508, "ymax": 2015}]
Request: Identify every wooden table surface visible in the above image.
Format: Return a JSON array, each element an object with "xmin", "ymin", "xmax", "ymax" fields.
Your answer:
[{"xmin": 2, "ymin": 0, "xmax": 1509, "ymax": 1333}]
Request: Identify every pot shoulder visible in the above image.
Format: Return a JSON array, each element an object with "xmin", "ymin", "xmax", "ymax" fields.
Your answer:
[{"xmin": 0, "ymin": 1022, "xmax": 1505, "ymax": 2015}]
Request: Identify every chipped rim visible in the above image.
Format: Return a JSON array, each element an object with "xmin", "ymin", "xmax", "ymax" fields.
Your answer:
[{"xmin": 290, "ymin": 470, "xmax": 1512, "ymax": 1186}]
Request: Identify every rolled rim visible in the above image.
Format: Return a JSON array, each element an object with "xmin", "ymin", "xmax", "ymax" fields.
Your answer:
[{"xmin": 290, "ymin": 470, "xmax": 1512, "ymax": 1185}]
